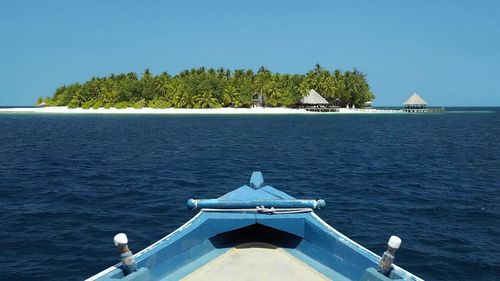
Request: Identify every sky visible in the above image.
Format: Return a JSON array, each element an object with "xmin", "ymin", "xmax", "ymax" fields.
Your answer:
[{"xmin": 1, "ymin": 0, "xmax": 499, "ymax": 106}]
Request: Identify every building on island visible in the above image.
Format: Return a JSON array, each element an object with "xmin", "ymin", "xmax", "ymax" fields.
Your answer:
[
  {"xmin": 403, "ymin": 92, "xmax": 428, "ymax": 112},
  {"xmin": 252, "ymin": 93, "xmax": 265, "ymax": 107},
  {"xmin": 37, "ymin": 101, "xmax": 47, "ymax": 108},
  {"xmin": 302, "ymin": 89, "xmax": 329, "ymax": 106},
  {"xmin": 299, "ymin": 89, "xmax": 338, "ymax": 112}
]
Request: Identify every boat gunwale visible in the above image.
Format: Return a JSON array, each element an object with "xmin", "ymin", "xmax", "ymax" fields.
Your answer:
[
  {"xmin": 309, "ymin": 212, "xmax": 423, "ymax": 281},
  {"xmin": 85, "ymin": 211, "xmax": 205, "ymax": 281}
]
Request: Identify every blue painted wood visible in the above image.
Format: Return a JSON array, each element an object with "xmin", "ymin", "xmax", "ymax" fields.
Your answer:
[
  {"xmin": 187, "ymin": 198, "xmax": 325, "ymax": 210},
  {"xmin": 249, "ymin": 171, "xmax": 265, "ymax": 189},
  {"xmin": 87, "ymin": 172, "xmax": 422, "ymax": 281},
  {"xmin": 261, "ymin": 185, "xmax": 296, "ymax": 200},
  {"xmin": 256, "ymin": 214, "xmax": 306, "ymax": 237}
]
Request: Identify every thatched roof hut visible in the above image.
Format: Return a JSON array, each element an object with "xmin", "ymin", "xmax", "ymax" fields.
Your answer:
[
  {"xmin": 403, "ymin": 93, "xmax": 427, "ymax": 108},
  {"xmin": 302, "ymin": 89, "xmax": 329, "ymax": 105}
]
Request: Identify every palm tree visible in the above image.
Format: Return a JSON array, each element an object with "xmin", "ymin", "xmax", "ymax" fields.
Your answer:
[
  {"xmin": 263, "ymin": 80, "xmax": 281, "ymax": 107},
  {"xmin": 314, "ymin": 63, "xmax": 322, "ymax": 74},
  {"xmin": 196, "ymin": 90, "xmax": 220, "ymax": 108},
  {"xmin": 174, "ymin": 93, "xmax": 196, "ymax": 108},
  {"xmin": 155, "ymin": 75, "xmax": 171, "ymax": 98},
  {"xmin": 170, "ymin": 79, "xmax": 189, "ymax": 108},
  {"xmin": 222, "ymin": 85, "xmax": 238, "ymax": 107},
  {"xmin": 217, "ymin": 67, "xmax": 230, "ymax": 80},
  {"xmin": 255, "ymin": 67, "xmax": 271, "ymax": 99},
  {"xmin": 257, "ymin": 66, "xmax": 269, "ymax": 74},
  {"xmin": 104, "ymin": 88, "xmax": 118, "ymax": 104}
]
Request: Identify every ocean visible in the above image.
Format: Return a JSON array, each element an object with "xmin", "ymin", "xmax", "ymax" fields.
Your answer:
[{"xmin": 0, "ymin": 108, "xmax": 499, "ymax": 280}]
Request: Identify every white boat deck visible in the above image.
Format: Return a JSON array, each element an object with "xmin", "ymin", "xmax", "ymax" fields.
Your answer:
[{"xmin": 181, "ymin": 243, "xmax": 330, "ymax": 281}]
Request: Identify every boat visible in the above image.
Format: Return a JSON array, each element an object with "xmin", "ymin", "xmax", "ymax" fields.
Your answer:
[{"xmin": 87, "ymin": 172, "xmax": 422, "ymax": 281}]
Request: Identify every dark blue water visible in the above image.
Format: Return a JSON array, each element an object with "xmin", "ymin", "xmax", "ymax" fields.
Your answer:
[{"xmin": 1, "ymin": 109, "xmax": 499, "ymax": 281}]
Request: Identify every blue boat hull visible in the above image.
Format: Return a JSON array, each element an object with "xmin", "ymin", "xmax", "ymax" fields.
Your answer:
[{"xmin": 87, "ymin": 172, "xmax": 422, "ymax": 281}]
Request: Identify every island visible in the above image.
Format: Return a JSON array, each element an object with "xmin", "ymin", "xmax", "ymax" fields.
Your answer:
[{"xmin": 37, "ymin": 65, "xmax": 375, "ymax": 110}]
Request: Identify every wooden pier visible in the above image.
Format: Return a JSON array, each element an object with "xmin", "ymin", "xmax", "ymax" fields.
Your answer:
[
  {"xmin": 305, "ymin": 107, "xmax": 339, "ymax": 112},
  {"xmin": 402, "ymin": 108, "xmax": 445, "ymax": 113}
]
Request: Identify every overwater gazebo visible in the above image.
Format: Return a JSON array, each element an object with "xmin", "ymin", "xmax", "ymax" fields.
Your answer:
[{"xmin": 403, "ymin": 92, "xmax": 427, "ymax": 112}]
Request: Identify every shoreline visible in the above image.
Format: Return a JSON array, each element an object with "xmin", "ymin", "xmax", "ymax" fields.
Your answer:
[{"xmin": 0, "ymin": 106, "xmax": 404, "ymax": 115}]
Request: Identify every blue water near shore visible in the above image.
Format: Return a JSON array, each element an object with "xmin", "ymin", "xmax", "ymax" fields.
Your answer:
[{"xmin": 0, "ymin": 108, "xmax": 499, "ymax": 281}]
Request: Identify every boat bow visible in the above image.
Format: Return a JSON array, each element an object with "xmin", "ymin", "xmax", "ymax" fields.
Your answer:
[{"xmin": 86, "ymin": 172, "xmax": 422, "ymax": 281}]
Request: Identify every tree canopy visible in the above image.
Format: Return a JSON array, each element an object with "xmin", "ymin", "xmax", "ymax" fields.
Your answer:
[{"xmin": 39, "ymin": 65, "xmax": 375, "ymax": 109}]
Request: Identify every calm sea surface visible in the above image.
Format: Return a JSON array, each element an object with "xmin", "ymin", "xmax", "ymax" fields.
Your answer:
[{"xmin": 0, "ymin": 108, "xmax": 499, "ymax": 281}]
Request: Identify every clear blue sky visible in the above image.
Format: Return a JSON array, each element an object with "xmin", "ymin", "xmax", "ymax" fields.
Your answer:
[{"xmin": 1, "ymin": 0, "xmax": 499, "ymax": 106}]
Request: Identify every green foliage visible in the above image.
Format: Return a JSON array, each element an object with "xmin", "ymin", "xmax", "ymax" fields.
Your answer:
[
  {"xmin": 115, "ymin": 101, "xmax": 130, "ymax": 109},
  {"xmin": 67, "ymin": 97, "xmax": 80, "ymax": 108},
  {"xmin": 44, "ymin": 66, "xmax": 374, "ymax": 108},
  {"xmin": 148, "ymin": 98, "xmax": 171, "ymax": 109},
  {"xmin": 92, "ymin": 100, "xmax": 103, "ymax": 109},
  {"xmin": 81, "ymin": 101, "xmax": 94, "ymax": 109},
  {"xmin": 133, "ymin": 100, "xmax": 146, "ymax": 109},
  {"xmin": 195, "ymin": 90, "xmax": 221, "ymax": 108}
]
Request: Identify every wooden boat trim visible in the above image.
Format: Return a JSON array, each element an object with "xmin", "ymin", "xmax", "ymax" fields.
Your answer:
[
  {"xmin": 309, "ymin": 212, "xmax": 423, "ymax": 281},
  {"xmin": 85, "ymin": 211, "xmax": 205, "ymax": 281}
]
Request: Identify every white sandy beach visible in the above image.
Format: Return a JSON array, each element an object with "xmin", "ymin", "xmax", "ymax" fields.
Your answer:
[{"xmin": 0, "ymin": 106, "xmax": 403, "ymax": 115}]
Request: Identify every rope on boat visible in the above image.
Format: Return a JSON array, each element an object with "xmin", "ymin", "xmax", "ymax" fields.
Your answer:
[
  {"xmin": 187, "ymin": 199, "xmax": 325, "ymax": 210},
  {"xmin": 201, "ymin": 205, "xmax": 313, "ymax": 214}
]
